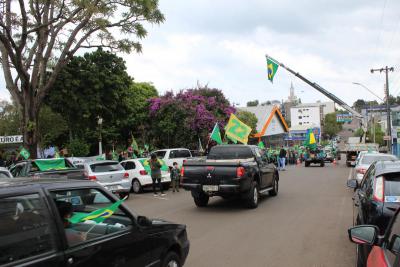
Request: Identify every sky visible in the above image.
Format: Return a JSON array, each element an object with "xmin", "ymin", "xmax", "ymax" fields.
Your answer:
[{"xmin": 2, "ymin": 0, "xmax": 400, "ymax": 108}]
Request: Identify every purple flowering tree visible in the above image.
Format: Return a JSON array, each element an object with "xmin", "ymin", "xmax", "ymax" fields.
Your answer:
[{"xmin": 148, "ymin": 88, "xmax": 235, "ymax": 149}]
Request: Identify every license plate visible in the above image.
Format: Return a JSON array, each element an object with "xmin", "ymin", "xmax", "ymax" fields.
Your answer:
[
  {"xmin": 203, "ymin": 185, "xmax": 218, "ymax": 192},
  {"xmin": 107, "ymin": 185, "xmax": 118, "ymax": 191}
]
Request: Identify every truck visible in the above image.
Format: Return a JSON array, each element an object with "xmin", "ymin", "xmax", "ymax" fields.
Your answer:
[
  {"xmin": 344, "ymin": 143, "xmax": 379, "ymax": 167},
  {"xmin": 181, "ymin": 145, "xmax": 279, "ymax": 209},
  {"xmin": 304, "ymin": 148, "xmax": 325, "ymax": 167}
]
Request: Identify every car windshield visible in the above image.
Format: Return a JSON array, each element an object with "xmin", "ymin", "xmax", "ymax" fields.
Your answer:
[
  {"xmin": 384, "ymin": 173, "xmax": 400, "ymax": 197},
  {"xmin": 361, "ymin": 155, "xmax": 397, "ymax": 165},
  {"xmin": 90, "ymin": 162, "xmax": 123, "ymax": 173},
  {"xmin": 208, "ymin": 146, "xmax": 253, "ymax": 160}
]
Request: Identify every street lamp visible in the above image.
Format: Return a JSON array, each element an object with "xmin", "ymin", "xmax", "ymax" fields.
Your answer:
[
  {"xmin": 352, "ymin": 82, "xmax": 384, "ymax": 102},
  {"xmin": 97, "ymin": 116, "xmax": 103, "ymax": 155}
]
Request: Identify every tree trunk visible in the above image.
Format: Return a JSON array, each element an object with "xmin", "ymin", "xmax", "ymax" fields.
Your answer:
[{"xmin": 22, "ymin": 87, "xmax": 39, "ymax": 159}]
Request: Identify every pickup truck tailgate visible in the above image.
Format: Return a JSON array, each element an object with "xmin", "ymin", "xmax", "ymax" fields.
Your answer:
[{"xmin": 183, "ymin": 160, "xmax": 243, "ymax": 184}]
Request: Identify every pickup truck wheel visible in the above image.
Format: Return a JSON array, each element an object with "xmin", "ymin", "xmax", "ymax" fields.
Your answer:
[
  {"xmin": 305, "ymin": 162, "xmax": 310, "ymax": 167},
  {"xmin": 161, "ymin": 251, "xmax": 181, "ymax": 267},
  {"xmin": 193, "ymin": 193, "xmax": 209, "ymax": 207},
  {"xmin": 245, "ymin": 181, "xmax": 259, "ymax": 209},
  {"xmin": 132, "ymin": 179, "xmax": 142, "ymax": 194},
  {"xmin": 269, "ymin": 177, "xmax": 279, "ymax": 196},
  {"xmin": 320, "ymin": 162, "xmax": 325, "ymax": 167}
]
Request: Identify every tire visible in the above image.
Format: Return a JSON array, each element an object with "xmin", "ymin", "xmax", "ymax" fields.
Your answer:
[
  {"xmin": 161, "ymin": 251, "xmax": 181, "ymax": 267},
  {"xmin": 305, "ymin": 161, "xmax": 310, "ymax": 167},
  {"xmin": 131, "ymin": 179, "xmax": 142, "ymax": 194},
  {"xmin": 193, "ymin": 192, "xmax": 209, "ymax": 207},
  {"xmin": 118, "ymin": 192, "xmax": 130, "ymax": 200},
  {"xmin": 245, "ymin": 181, "xmax": 259, "ymax": 209},
  {"xmin": 162, "ymin": 182, "xmax": 171, "ymax": 191},
  {"xmin": 269, "ymin": 176, "xmax": 279, "ymax": 196},
  {"xmin": 320, "ymin": 161, "xmax": 325, "ymax": 167}
]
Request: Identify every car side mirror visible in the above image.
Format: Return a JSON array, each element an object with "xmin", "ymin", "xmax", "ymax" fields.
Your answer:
[
  {"xmin": 389, "ymin": 234, "xmax": 400, "ymax": 254},
  {"xmin": 347, "ymin": 179, "xmax": 358, "ymax": 189},
  {"xmin": 137, "ymin": 216, "xmax": 152, "ymax": 227},
  {"xmin": 348, "ymin": 225, "xmax": 378, "ymax": 245}
]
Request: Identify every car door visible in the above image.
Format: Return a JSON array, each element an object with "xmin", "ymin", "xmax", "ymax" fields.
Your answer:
[
  {"xmin": 357, "ymin": 165, "xmax": 375, "ymax": 225},
  {"xmin": 0, "ymin": 190, "xmax": 64, "ymax": 266},
  {"xmin": 49, "ymin": 187, "xmax": 156, "ymax": 267},
  {"xmin": 380, "ymin": 211, "xmax": 400, "ymax": 266},
  {"xmin": 253, "ymin": 147, "xmax": 271, "ymax": 188}
]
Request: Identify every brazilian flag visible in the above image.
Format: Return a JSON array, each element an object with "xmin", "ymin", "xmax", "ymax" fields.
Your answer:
[
  {"xmin": 303, "ymin": 129, "xmax": 317, "ymax": 150},
  {"xmin": 69, "ymin": 198, "xmax": 125, "ymax": 224},
  {"xmin": 266, "ymin": 57, "xmax": 279, "ymax": 83}
]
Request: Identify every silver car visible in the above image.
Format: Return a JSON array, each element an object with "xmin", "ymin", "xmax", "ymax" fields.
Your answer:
[
  {"xmin": 76, "ymin": 160, "xmax": 130, "ymax": 198},
  {"xmin": 353, "ymin": 153, "xmax": 398, "ymax": 183},
  {"xmin": 0, "ymin": 167, "xmax": 12, "ymax": 178}
]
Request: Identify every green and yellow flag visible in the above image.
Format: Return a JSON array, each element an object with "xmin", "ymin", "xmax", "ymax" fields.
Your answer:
[
  {"xmin": 258, "ymin": 141, "xmax": 265, "ymax": 149},
  {"xmin": 131, "ymin": 134, "xmax": 139, "ymax": 152},
  {"xmin": 267, "ymin": 57, "xmax": 279, "ymax": 83},
  {"xmin": 19, "ymin": 147, "xmax": 30, "ymax": 160},
  {"xmin": 303, "ymin": 129, "xmax": 317, "ymax": 150},
  {"xmin": 69, "ymin": 198, "xmax": 125, "ymax": 224},
  {"xmin": 210, "ymin": 123, "xmax": 223, "ymax": 145},
  {"xmin": 225, "ymin": 114, "xmax": 252, "ymax": 144}
]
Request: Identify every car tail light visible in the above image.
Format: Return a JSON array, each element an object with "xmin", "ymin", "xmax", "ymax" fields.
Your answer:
[
  {"xmin": 180, "ymin": 167, "xmax": 185, "ymax": 177},
  {"xmin": 88, "ymin": 175, "xmax": 97, "ymax": 181},
  {"xmin": 139, "ymin": 170, "xmax": 148, "ymax": 175},
  {"xmin": 373, "ymin": 176, "xmax": 384, "ymax": 202},
  {"xmin": 236, "ymin": 167, "xmax": 245, "ymax": 178},
  {"xmin": 206, "ymin": 166, "xmax": 215, "ymax": 171},
  {"xmin": 356, "ymin": 168, "xmax": 367, "ymax": 174},
  {"xmin": 123, "ymin": 172, "xmax": 129, "ymax": 179}
]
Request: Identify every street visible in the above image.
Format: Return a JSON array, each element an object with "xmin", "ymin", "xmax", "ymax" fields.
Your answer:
[{"xmin": 126, "ymin": 160, "xmax": 356, "ymax": 267}]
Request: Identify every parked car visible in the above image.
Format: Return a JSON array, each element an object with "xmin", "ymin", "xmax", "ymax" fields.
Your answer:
[
  {"xmin": 0, "ymin": 167, "xmax": 12, "ymax": 178},
  {"xmin": 182, "ymin": 145, "xmax": 279, "ymax": 209},
  {"xmin": 9, "ymin": 158, "xmax": 85, "ymax": 179},
  {"xmin": 348, "ymin": 160, "xmax": 400, "ymax": 266},
  {"xmin": 353, "ymin": 153, "xmax": 397, "ymax": 183},
  {"xmin": 0, "ymin": 178, "xmax": 189, "ymax": 267},
  {"xmin": 355, "ymin": 150, "xmax": 379, "ymax": 166},
  {"xmin": 348, "ymin": 207, "xmax": 400, "ymax": 267},
  {"xmin": 75, "ymin": 160, "xmax": 130, "ymax": 199},
  {"xmin": 152, "ymin": 148, "xmax": 192, "ymax": 168},
  {"xmin": 323, "ymin": 146, "xmax": 334, "ymax": 162},
  {"xmin": 120, "ymin": 158, "xmax": 171, "ymax": 193}
]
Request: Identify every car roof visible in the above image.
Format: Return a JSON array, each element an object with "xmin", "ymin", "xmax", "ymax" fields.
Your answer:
[
  {"xmin": 153, "ymin": 148, "xmax": 190, "ymax": 151},
  {"xmin": 374, "ymin": 160, "xmax": 400, "ymax": 176},
  {"xmin": 84, "ymin": 160, "xmax": 119, "ymax": 165},
  {"xmin": 0, "ymin": 178, "xmax": 96, "ymax": 191}
]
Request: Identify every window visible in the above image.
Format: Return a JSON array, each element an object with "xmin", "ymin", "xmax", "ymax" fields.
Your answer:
[
  {"xmin": 51, "ymin": 188, "xmax": 133, "ymax": 247},
  {"xmin": 0, "ymin": 194, "xmax": 56, "ymax": 265},
  {"xmin": 10, "ymin": 164, "xmax": 25, "ymax": 177},
  {"xmin": 155, "ymin": 151, "xmax": 167, "ymax": 158},
  {"xmin": 298, "ymin": 116, "xmax": 302, "ymax": 119},
  {"xmin": 90, "ymin": 162, "xmax": 123, "ymax": 173},
  {"xmin": 123, "ymin": 161, "xmax": 136, "ymax": 170},
  {"xmin": 170, "ymin": 150, "xmax": 191, "ymax": 159}
]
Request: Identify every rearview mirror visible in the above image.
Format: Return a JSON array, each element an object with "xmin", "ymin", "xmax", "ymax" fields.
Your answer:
[
  {"xmin": 137, "ymin": 216, "xmax": 152, "ymax": 227},
  {"xmin": 348, "ymin": 225, "xmax": 378, "ymax": 245},
  {"xmin": 389, "ymin": 234, "xmax": 400, "ymax": 254},
  {"xmin": 347, "ymin": 179, "xmax": 358, "ymax": 189}
]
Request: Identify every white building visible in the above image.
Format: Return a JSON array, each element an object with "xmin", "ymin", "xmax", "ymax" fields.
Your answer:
[{"xmin": 291, "ymin": 104, "xmax": 321, "ymax": 127}]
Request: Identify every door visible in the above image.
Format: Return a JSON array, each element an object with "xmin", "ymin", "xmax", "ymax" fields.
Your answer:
[
  {"xmin": 49, "ymin": 187, "xmax": 155, "ymax": 267},
  {"xmin": 381, "ymin": 211, "xmax": 400, "ymax": 266},
  {"xmin": 0, "ymin": 192, "xmax": 64, "ymax": 266},
  {"xmin": 253, "ymin": 147, "xmax": 272, "ymax": 188}
]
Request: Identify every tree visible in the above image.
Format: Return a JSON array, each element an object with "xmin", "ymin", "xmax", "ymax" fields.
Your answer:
[
  {"xmin": 236, "ymin": 110, "xmax": 258, "ymax": 134},
  {"xmin": 0, "ymin": 100, "xmax": 20, "ymax": 135},
  {"xmin": 323, "ymin": 112, "xmax": 342, "ymax": 138},
  {"xmin": 47, "ymin": 49, "xmax": 134, "ymax": 152},
  {"xmin": 148, "ymin": 88, "xmax": 235, "ymax": 148},
  {"xmin": 0, "ymin": 0, "xmax": 164, "ymax": 157},
  {"xmin": 38, "ymin": 105, "xmax": 68, "ymax": 147},
  {"xmin": 246, "ymin": 100, "xmax": 259, "ymax": 107},
  {"xmin": 353, "ymin": 99, "xmax": 366, "ymax": 112}
]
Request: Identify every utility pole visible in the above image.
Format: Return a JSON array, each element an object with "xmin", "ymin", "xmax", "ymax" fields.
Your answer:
[{"xmin": 371, "ymin": 66, "xmax": 394, "ymax": 153}]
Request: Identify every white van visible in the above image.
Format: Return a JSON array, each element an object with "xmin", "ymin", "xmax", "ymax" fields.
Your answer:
[{"xmin": 151, "ymin": 148, "xmax": 192, "ymax": 168}]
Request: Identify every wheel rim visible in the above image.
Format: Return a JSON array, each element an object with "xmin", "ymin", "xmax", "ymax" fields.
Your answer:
[
  {"xmin": 167, "ymin": 260, "xmax": 179, "ymax": 267},
  {"xmin": 253, "ymin": 187, "xmax": 258, "ymax": 204},
  {"xmin": 133, "ymin": 180, "xmax": 140, "ymax": 193}
]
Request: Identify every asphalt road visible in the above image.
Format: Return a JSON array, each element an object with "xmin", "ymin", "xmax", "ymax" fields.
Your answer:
[{"xmin": 125, "ymin": 160, "xmax": 356, "ymax": 267}]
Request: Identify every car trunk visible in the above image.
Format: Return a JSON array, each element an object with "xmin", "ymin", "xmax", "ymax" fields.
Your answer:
[{"xmin": 90, "ymin": 162, "xmax": 125, "ymax": 183}]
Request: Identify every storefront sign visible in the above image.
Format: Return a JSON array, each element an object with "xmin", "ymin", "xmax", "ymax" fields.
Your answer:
[
  {"xmin": 336, "ymin": 113, "xmax": 352, "ymax": 123},
  {"xmin": 0, "ymin": 135, "xmax": 23, "ymax": 144}
]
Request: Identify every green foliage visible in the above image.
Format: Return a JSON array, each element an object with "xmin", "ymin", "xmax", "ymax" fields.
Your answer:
[
  {"xmin": 0, "ymin": 100, "xmax": 21, "ymax": 135},
  {"xmin": 367, "ymin": 124, "xmax": 385, "ymax": 146},
  {"xmin": 236, "ymin": 111, "xmax": 258, "ymax": 134},
  {"xmin": 246, "ymin": 100, "xmax": 259, "ymax": 107},
  {"xmin": 38, "ymin": 106, "xmax": 69, "ymax": 147},
  {"xmin": 323, "ymin": 112, "xmax": 343, "ymax": 138},
  {"xmin": 354, "ymin": 128, "xmax": 364, "ymax": 137},
  {"xmin": 67, "ymin": 139, "xmax": 90, "ymax": 157}
]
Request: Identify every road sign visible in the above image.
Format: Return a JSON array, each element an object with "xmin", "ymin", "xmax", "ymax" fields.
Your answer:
[{"xmin": 384, "ymin": 135, "xmax": 391, "ymax": 141}]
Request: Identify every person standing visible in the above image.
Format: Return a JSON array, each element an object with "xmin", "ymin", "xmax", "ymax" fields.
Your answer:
[
  {"xmin": 150, "ymin": 153, "xmax": 165, "ymax": 196},
  {"xmin": 170, "ymin": 162, "xmax": 180, "ymax": 192},
  {"xmin": 279, "ymin": 146, "xmax": 287, "ymax": 171}
]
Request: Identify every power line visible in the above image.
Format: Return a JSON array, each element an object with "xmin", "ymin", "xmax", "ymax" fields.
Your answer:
[{"xmin": 372, "ymin": 0, "xmax": 388, "ymax": 64}]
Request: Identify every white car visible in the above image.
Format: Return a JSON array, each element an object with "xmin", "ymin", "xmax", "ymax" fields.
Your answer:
[
  {"xmin": 353, "ymin": 153, "xmax": 397, "ymax": 182},
  {"xmin": 0, "ymin": 167, "xmax": 12, "ymax": 178},
  {"xmin": 151, "ymin": 148, "xmax": 192, "ymax": 168},
  {"xmin": 75, "ymin": 160, "xmax": 130, "ymax": 198},
  {"xmin": 120, "ymin": 158, "xmax": 171, "ymax": 193}
]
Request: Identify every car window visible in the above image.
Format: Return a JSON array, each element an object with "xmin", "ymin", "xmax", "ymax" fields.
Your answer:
[
  {"xmin": 361, "ymin": 166, "xmax": 375, "ymax": 193},
  {"xmin": 123, "ymin": 161, "xmax": 136, "ymax": 170},
  {"xmin": 384, "ymin": 173, "xmax": 400, "ymax": 198},
  {"xmin": 177, "ymin": 149, "xmax": 191, "ymax": 158},
  {"xmin": 50, "ymin": 188, "xmax": 133, "ymax": 247},
  {"xmin": 0, "ymin": 171, "xmax": 10, "ymax": 178},
  {"xmin": 208, "ymin": 146, "xmax": 254, "ymax": 160},
  {"xmin": 155, "ymin": 151, "xmax": 166, "ymax": 158},
  {"xmin": 0, "ymin": 193, "xmax": 57, "ymax": 265},
  {"xmin": 90, "ymin": 162, "xmax": 123, "ymax": 173},
  {"xmin": 10, "ymin": 164, "xmax": 25, "ymax": 177}
]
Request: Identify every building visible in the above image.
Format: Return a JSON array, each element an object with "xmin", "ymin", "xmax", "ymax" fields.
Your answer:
[
  {"xmin": 290, "ymin": 101, "xmax": 335, "ymax": 128},
  {"xmin": 281, "ymin": 82, "xmax": 299, "ymax": 122},
  {"xmin": 238, "ymin": 105, "xmax": 289, "ymax": 147},
  {"xmin": 284, "ymin": 124, "xmax": 320, "ymax": 145}
]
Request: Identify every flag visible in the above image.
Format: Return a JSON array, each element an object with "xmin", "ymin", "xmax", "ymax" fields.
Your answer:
[
  {"xmin": 144, "ymin": 144, "xmax": 149, "ymax": 151},
  {"xmin": 198, "ymin": 137, "xmax": 204, "ymax": 152},
  {"xmin": 19, "ymin": 147, "xmax": 30, "ymax": 160},
  {"xmin": 111, "ymin": 151, "xmax": 118, "ymax": 161},
  {"xmin": 210, "ymin": 123, "xmax": 223, "ymax": 145},
  {"xmin": 69, "ymin": 198, "xmax": 125, "ymax": 224},
  {"xmin": 303, "ymin": 129, "xmax": 317, "ymax": 150},
  {"xmin": 54, "ymin": 147, "xmax": 60, "ymax": 158},
  {"xmin": 258, "ymin": 141, "xmax": 265, "ymax": 149},
  {"xmin": 225, "ymin": 114, "xmax": 252, "ymax": 144},
  {"xmin": 130, "ymin": 134, "xmax": 139, "ymax": 152},
  {"xmin": 266, "ymin": 57, "xmax": 279, "ymax": 83}
]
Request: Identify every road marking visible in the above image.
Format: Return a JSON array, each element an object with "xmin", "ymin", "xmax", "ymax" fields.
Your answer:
[{"xmin": 347, "ymin": 167, "xmax": 353, "ymax": 181}]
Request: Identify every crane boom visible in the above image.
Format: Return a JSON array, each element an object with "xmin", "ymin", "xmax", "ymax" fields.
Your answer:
[{"xmin": 266, "ymin": 54, "xmax": 363, "ymax": 119}]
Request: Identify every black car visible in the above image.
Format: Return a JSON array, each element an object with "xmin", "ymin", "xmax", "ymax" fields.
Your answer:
[
  {"xmin": 0, "ymin": 179, "xmax": 189, "ymax": 267},
  {"xmin": 348, "ymin": 207, "xmax": 400, "ymax": 266},
  {"xmin": 348, "ymin": 160, "xmax": 400, "ymax": 265}
]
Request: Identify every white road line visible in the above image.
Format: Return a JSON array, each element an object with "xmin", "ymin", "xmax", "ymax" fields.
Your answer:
[{"xmin": 347, "ymin": 167, "xmax": 353, "ymax": 181}]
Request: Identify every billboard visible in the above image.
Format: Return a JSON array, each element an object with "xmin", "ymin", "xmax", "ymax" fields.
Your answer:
[{"xmin": 336, "ymin": 113, "xmax": 352, "ymax": 123}]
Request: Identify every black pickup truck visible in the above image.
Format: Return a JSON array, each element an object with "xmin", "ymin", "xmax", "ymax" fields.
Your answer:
[{"xmin": 181, "ymin": 145, "xmax": 279, "ymax": 209}]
